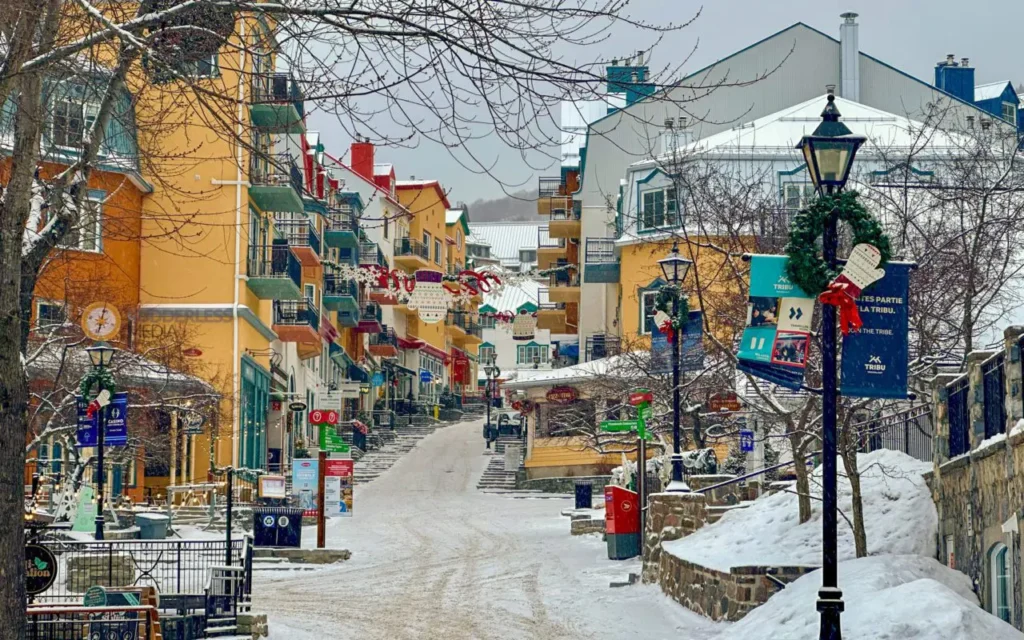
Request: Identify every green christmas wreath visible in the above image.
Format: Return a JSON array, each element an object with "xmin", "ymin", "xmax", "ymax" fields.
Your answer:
[
  {"xmin": 79, "ymin": 368, "xmax": 117, "ymax": 398},
  {"xmin": 785, "ymin": 190, "xmax": 892, "ymax": 296},
  {"xmin": 654, "ymin": 284, "xmax": 689, "ymax": 332}
]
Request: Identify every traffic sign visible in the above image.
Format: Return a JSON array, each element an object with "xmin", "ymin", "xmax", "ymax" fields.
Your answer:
[{"xmin": 740, "ymin": 429, "xmax": 755, "ymax": 453}]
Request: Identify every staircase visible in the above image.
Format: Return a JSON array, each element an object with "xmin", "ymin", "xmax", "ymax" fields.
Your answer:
[
  {"xmin": 352, "ymin": 420, "xmax": 443, "ymax": 485},
  {"xmin": 476, "ymin": 436, "xmax": 523, "ymax": 492}
]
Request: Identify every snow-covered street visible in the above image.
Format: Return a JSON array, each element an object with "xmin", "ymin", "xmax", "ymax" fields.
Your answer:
[{"xmin": 254, "ymin": 418, "xmax": 720, "ymax": 639}]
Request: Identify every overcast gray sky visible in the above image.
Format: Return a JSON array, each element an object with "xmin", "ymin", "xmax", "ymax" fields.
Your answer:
[{"xmin": 308, "ymin": 0, "xmax": 1024, "ymax": 204}]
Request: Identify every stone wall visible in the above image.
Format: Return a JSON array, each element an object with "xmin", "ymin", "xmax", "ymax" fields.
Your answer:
[
  {"xmin": 66, "ymin": 554, "xmax": 135, "ymax": 592},
  {"xmin": 570, "ymin": 518, "xmax": 605, "ymax": 536},
  {"xmin": 515, "ymin": 474, "xmax": 612, "ymax": 495},
  {"xmin": 656, "ymin": 552, "xmax": 817, "ymax": 622},
  {"xmin": 642, "ymin": 492, "xmax": 708, "ymax": 582},
  {"xmin": 687, "ymin": 474, "xmax": 740, "ymax": 506}
]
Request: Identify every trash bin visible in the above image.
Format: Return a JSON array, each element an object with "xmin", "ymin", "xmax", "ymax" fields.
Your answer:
[
  {"xmin": 604, "ymin": 485, "xmax": 640, "ymax": 560},
  {"xmin": 136, "ymin": 513, "xmax": 169, "ymax": 540},
  {"xmin": 252, "ymin": 507, "xmax": 305, "ymax": 547},
  {"xmin": 574, "ymin": 481, "xmax": 593, "ymax": 510}
]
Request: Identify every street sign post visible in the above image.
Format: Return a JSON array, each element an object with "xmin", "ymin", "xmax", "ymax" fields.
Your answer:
[{"xmin": 318, "ymin": 424, "xmax": 350, "ymax": 454}]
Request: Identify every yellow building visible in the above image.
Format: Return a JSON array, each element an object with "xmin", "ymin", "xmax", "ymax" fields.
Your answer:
[{"xmin": 444, "ymin": 208, "xmax": 482, "ymax": 395}]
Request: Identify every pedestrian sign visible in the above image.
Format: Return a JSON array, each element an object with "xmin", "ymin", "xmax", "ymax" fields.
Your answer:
[{"xmin": 740, "ymin": 429, "xmax": 755, "ymax": 453}]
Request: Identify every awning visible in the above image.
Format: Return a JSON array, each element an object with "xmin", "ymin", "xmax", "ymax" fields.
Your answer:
[
  {"xmin": 419, "ymin": 342, "xmax": 448, "ymax": 362},
  {"xmin": 384, "ymin": 361, "xmax": 417, "ymax": 376},
  {"xmin": 397, "ymin": 336, "xmax": 424, "ymax": 350},
  {"xmin": 348, "ymin": 364, "xmax": 370, "ymax": 383}
]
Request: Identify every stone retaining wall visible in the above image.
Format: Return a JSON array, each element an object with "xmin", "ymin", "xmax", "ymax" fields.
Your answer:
[
  {"xmin": 66, "ymin": 554, "xmax": 135, "ymax": 592},
  {"xmin": 516, "ymin": 475, "xmax": 612, "ymax": 495},
  {"xmin": 570, "ymin": 518, "xmax": 605, "ymax": 536},
  {"xmin": 642, "ymin": 492, "xmax": 708, "ymax": 582}
]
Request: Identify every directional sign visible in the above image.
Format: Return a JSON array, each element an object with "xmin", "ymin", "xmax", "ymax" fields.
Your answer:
[
  {"xmin": 640, "ymin": 405, "xmax": 652, "ymax": 421},
  {"xmin": 600, "ymin": 420, "xmax": 639, "ymax": 432},
  {"xmin": 319, "ymin": 424, "xmax": 350, "ymax": 454},
  {"xmin": 309, "ymin": 410, "xmax": 325, "ymax": 425},
  {"xmin": 629, "ymin": 389, "xmax": 653, "ymax": 406},
  {"xmin": 739, "ymin": 429, "xmax": 755, "ymax": 453}
]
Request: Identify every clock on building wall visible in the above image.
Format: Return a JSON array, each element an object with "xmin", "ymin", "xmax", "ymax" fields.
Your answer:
[{"xmin": 81, "ymin": 302, "xmax": 122, "ymax": 342}]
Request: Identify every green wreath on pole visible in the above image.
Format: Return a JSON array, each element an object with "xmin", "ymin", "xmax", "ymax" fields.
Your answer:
[
  {"xmin": 784, "ymin": 190, "xmax": 892, "ymax": 296},
  {"xmin": 79, "ymin": 368, "xmax": 117, "ymax": 398},
  {"xmin": 654, "ymin": 284, "xmax": 690, "ymax": 333}
]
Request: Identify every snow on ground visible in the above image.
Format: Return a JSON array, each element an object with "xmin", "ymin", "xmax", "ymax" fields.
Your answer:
[
  {"xmin": 665, "ymin": 449, "xmax": 936, "ymax": 572},
  {"xmin": 717, "ymin": 555, "xmax": 1024, "ymax": 640},
  {"xmin": 256, "ymin": 417, "xmax": 722, "ymax": 640}
]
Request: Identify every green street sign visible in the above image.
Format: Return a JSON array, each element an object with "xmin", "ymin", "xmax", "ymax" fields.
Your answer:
[
  {"xmin": 600, "ymin": 420, "xmax": 639, "ymax": 432},
  {"xmin": 640, "ymin": 406, "xmax": 652, "ymax": 420},
  {"xmin": 319, "ymin": 424, "xmax": 350, "ymax": 454}
]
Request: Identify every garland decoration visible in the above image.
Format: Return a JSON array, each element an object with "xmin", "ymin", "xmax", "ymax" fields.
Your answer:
[
  {"xmin": 79, "ymin": 368, "xmax": 117, "ymax": 399},
  {"xmin": 785, "ymin": 191, "xmax": 891, "ymax": 296},
  {"xmin": 653, "ymin": 284, "xmax": 689, "ymax": 341}
]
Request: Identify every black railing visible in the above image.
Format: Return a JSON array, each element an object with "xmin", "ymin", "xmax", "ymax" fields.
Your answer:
[
  {"xmin": 947, "ymin": 376, "xmax": 970, "ymax": 457},
  {"xmin": 32, "ymin": 538, "xmax": 248, "ymax": 601},
  {"xmin": 359, "ymin": 242, "xmax": 386, "ymax": 267},
  {"xmin": 538, "ymin": 175, "xmax": 565, "ymax": 198},
  {"xmin": 550, "ymin": 205, "xmax": 581, "ymax": 221},
  {"xmin": 549, "ymin": 269, "xmax": 580, "ymax": 287},
  {"xmin": 27, "ymin": 606, "xmax": 155, "ymax": 640},
  {"xmin": 854, "ymin": 405, "xmax": 934, "ymax": 463},
  {"xmin": 396, "ymin": 237, "xmax": 430, "ymax": 261},
  {"xmin": 249, "ymin": 152, "xmax": 303, "ymax": 195},
  {"xmin": 273, "ymin": 299, "xmax": 320, "ymax": 333},
  {"xmin": 982, "ymin": 354, "xmax": 1006, "ymax": 439},
  {"xmin": 585, "ymin": 334, "xmax": 621, "ymax": 362},
  {"xmin": 251, "ymin": 72, "xmax": 304, "ymax": 117},
  {"xmin": 449, "ymin": 311, "xmax": 482, "ymax": 337},
  {"xmin": 361, "ymin": 300, "xmax": 382, "ymax": 323},
  {"xmin": 247, "ymin": 243, "xmax": 302, "ymax": 285},
  {"xmin": 275, "ymin": 218, "xmax": 321, "ymax": 255},
  {"xmin": 370, "ymin": 328, "xmax": 398, "ymax": 347},
  {"xmin": 325, "ymin": 207, "xmax": 357, "ymax": 233},
  {"xmin": 538, "ymin": 226, "xmax": 564, "ymax": 249},
  {"xmin": 324, "ymin": 274, "xmax": 358, "ymax": 298}
]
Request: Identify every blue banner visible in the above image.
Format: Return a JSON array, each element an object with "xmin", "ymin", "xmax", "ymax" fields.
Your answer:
[
  {"xmin": 840, "ymin": 263, "xmax": 910, "ymax": 399},
  {"xmin": 650, "ymin": 310, "xmax": 704, "ymax": 374},
  {"xmin": 76, "ymin": 392, "xmax": 129, "ymax": 448},
  {"xmin": 737, "ymin": 255, "xmax": 814, "ymax": 391}
]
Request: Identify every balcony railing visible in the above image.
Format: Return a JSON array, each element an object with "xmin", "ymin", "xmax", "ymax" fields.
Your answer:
[
  {"xmin": 548, "ymin": 269, "xmax": 581, "ymax": 287},
  {"xmin": 251, "ymin": 72, "xmax": 305, "ymax": 118},
  {"xmin": 538, "ymin": 226, "xmax": 565, "ymax": 249},
  {"xmin": 361, "ymin": 300, "xmax": 383, "ymax": 323},
  {"xmin": 275, "ymin": 217, "xmax": 321, "ymax": 255},
  {"xmin": 273, "ymin": 298, "xmax": 320, "ymax": 333},
  {"xmin": 396, "ymin": 237, "xmax": 430, "ymax": 261},
  {"xmin": 370, "ymin": 327, "xmax": 399, "ymax": 348},
  {"xmin": 324, "ymin": 274, "xmax": 358, "ymax": 298},
  {"xmin": 324, "ymin": 207, "xmax": 357, "ymax": 233},
  {"xmin": 538, "ymin": 175, "xmax": 566, "ymax": 198},
  {"xmin": 449, "ymin": 311, "xmax": 482, "ymax": 337},
  {"xmin": 247, "ymin": 243, "xmax": 301, "ymax": 284},
  {"xmin": 550, "ymin": 203, "xmax": 582, "ymax": 221},
  {"xmin": 359, "ymin": 241, "xmax": 386, "ymax": 267},
  {"xmin": 249, "ymin": 152, "xmax": 303, "ymax": 194},
  {"xmin": 585, "ymin": 238, "xmax": 616, "ymax": 263},
  {"xmin": 586, "ymin": 334, "xmax": 621, "ymax": 362}
]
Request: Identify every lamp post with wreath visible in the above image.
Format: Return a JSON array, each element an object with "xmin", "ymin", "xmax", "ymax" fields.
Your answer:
[
  {"xmin": 656, "ymin": 244, "xmax": 694, "ymax": 491},
  {"xmin": 81, "ymin": 342, "xmax": 116, "ymax": 540}
]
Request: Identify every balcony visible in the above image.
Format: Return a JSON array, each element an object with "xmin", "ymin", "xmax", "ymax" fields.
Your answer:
[
  {"xmin": 536, "ymin": 301, "xmax": 568, "ymax": 333},
  {"xmin": 323, "ymin": 274, "xmax": 360, "ymax": 323},
  {"xmin": 275, "ymin": 216, "xmax": 321, "ymax": 266},
  {"xmin": 394, "ymin": 237, "xmax": 432, "ymax": 271},
  {"xmin": 585, "ymin": 334, "xmax": 621, "ymax": 362},
  {"xmin": 537, "ymin": 226, "xmax": 567, "ymax": 269},
  {"xmin": 356, "ymin": 300, "xmax": 383, "ymax": 333},
  {"xmin": 537, "ymin": 175, "xmax": 574, "ymax": 217},
  {"xmin": 246, "ymin": 244, "xmax": 302, "ymax": 300},
  {"xmin": 273, "ymin": 299, "xmax": 321, "ymax": 359},
  {"xmin": 250, "ymin": 73, "xmax": 304, "ymax": 133},
  {"xmin": 323, "ymin": 206, "xmax": 359, "ymax": 250},
  {"xmin": 368, "ymin": 327, "xmax": 400, "ymax": 358},
  {"xmin": 249, "ymin": 153, "xmax": 304, "ymax": 213},
  {"xmin": 545, "ymin": 269, "xmax": 581, "ymax": 303},
  {"xmin": 584, "ymin": 238, "xmax": 620, "ymax": 283},
  {"xmin": 448, "ymin": 311, "xmax": 482, "ymax": 344},
  {"xmin": 329, "ymin": 341, "xmax": 349, "ymax": 366},
  {"xmin": 547, "ymin": 203, "xmax": 582, "ymax": 238},
  {"xmin": 359, "ymin": 241, "xmax": 387, "ymax": 268}
]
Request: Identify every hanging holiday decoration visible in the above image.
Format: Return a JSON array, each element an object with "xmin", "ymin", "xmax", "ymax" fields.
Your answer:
[
  {"xmin": 818, "ymin": 243, "xmax": 886, "ymax": 335},
  {"xmin": 785, "ymin": 191, "xmax": 891, "ymax": 299},
  {"xmin": 406, "ymin": 270, "xmax": 449, "ymax": 323},
  {"xmin": 511, "ymin": 309, "xmax": 538, "ymax": 341},
  {"xmin": 479, "ymin": 311, "xmax": 516, "ymax": 324},
  {"xmin": 653, "ymin": 285, "xmax": 689, "ymax": 341}
]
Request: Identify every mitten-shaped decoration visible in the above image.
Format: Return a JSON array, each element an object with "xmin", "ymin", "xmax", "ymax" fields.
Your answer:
[
  {"xmin": 818, "ymin": 243, "xmax": 886, "ymax": 335},
  {"xmin": 512, "ymin": 308, "xmax": 537, "ymax": 341},
  {"xmin": 406, "ymin": 269, "xmax": 448, "ymax": 323}
]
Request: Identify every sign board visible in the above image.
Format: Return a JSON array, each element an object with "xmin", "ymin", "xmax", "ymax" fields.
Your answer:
[
  {"xmin": 321, "ymin": 390, "xmax": 344, "ymax": 411},
  {"xmin": 709, "ymin": 392, "xmax": 742, "ymax": 413},
  {"xmin": 259, "ymin": 475, "xmax": 287, "ymax": 499},
  {"xmin": 640, "ymin": 405, "xmax": 652, "ymax": 421},
  {"xmin": 182, "ymin": 347, "xmax": 203, "ymax": 358},
  {"xmin": 76, "ymin": 392, "xmax": 129, "ymax": 448},
  {"xmin": 25, "ymin": 544, "xmax": 57, "ymax": 595},
  {"xmin": 372, "ymin": 372, "xmax": 384, "ymax": 386},
  {"xmin": 319, "ymin": 424, "xmax": 350, "ymax": 454},
  {"xmin": 71, "ymin": 486, "xmax": 97, "ymax": 532},
  {"xmin": 183, "ymin": 411, "xmax": 204, "ymax": 435},
  {"xmin": 288, "ymin": 401, "xmax": 308, "ymax": 412},
  {"xmin": 336, "ymin": 382, "xmax": 362, "ymax": 399},
  {"xmin": 629, "ymin": 389, "xmax": 653, "ymax": 406},
  {"xmin": 739, "ymin": 429, "xmax": 755, "ymax": 453},
  {"xmin": 291, "ymin": 459, "xmax": 319, "ymax": 512},
  {"xmin": 83, "ymin": 586, "xmax": 107, "ymax": 607},
  {"xmin": 324, "ymin": 458, "xmax": 354, "ymax": 517},
  {"xmin": 546, "ymin": 386, "xmax": 578, "ymax": 404},
  {"xmin": 600, "ymin": 420, "xmax": 639, "ymax": 432},
  {"xmin": 419, "ymin": 369, "xmax": 433, "ymax": 384},
  {"xmin": 840, "ymin": 263, "xmax": 911, "ymax": 399}
]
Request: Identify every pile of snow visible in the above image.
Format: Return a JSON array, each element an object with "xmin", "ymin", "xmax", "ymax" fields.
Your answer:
[
  {"xmin": 664, "ymin": 449, "xmax": 936, "ymax": 572},
  {"xmin": 717, "ymin": 555, "xmax": 1023, "ymax": 640}
]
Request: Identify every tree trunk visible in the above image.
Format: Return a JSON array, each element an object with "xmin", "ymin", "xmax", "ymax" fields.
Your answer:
[
  {"xmin": 788, "ymin": 431, "xmax": 813, "ymax": 523},
  {"xmin": 841, "ymin": 446, "xmax": 868, "ymax": 558}
]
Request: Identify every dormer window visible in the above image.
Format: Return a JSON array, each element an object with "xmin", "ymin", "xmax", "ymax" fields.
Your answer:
[{"xmin": 1002, "ymin": 102, "xmax": 1017, "ymax": 124}]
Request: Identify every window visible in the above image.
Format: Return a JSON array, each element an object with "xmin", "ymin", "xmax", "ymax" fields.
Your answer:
[
  {"xmin": 990, "ymin": 543, "xmax": 1012, "ymax": 623},
  {"xmin": 519, "ymin": 249, "xmax": 537, "ymax": 263},
  {"xmin": 59, "ymin": 192, "xmax": 102, "ymax": 252},
  {"xmin": 478, "ymin": 345, "xmax": 495, "ymax": 364},
  {"xmin": 434, "ymin": 238, "xmax": 442, "ymax": 265},
  {"xmin": 783, "ymin": 182, "xmax": 816, "ymax": 212},
  {"xmin": 383, "ymin": 215, "xmax": 389, "ymax": 239},
  {"xmin": 639, "ymin": 187, "xmax": 679, "ymax": 231},
  {"xmin": 186, "ymin": 53, "xmax": 219, "ymax": 78},
  {"xmin": 36, "ymin": 300, "xmax": 66, "ymax": 328},
  {"xmin": 516, "ymin": 343, "xmax": 549, "ymax": 365},
  {"xmin": 304, "ymin": 283, "xmax": 318, "ymax": 307},
  {"xmin": 52, "ymin": 85, "xmax": 100, "ymax": 149},
  {"xmin": 423, "ymin": 231, "xmax": 431, "ymax": 249},
  {"xmin": 457, "ymin": 230, "xmax": 462, "ymax": 249},
  {"xmin": 480, "ymin": 315, "xmax": 496, "ymax": 329},
  {"xmin": 1002, "ymin": 102, "xmax": 1017, "ymax": 124},
  {"xmin": 639, "ymin": 289, "xmax": 660, "ymax": 335}
]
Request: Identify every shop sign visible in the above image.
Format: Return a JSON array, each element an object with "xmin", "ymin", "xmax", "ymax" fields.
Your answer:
[{"xmin": 546, "ymin": 386, "xmax": 578, "ymax": 404}]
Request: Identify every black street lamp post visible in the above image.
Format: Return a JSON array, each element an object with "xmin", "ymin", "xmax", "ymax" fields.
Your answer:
[
  {"xmin": 85, "ymin": 342, "xmax": 116, "ymax": 541},
  {"xmin": 483, "ymin": 357, "xmax": 500, "ymax": 446},
  {"xmin": 796, "ymin": 88, "xmax": 865, "ymax": 640},
  {"xmin": 657, "ymin": 244, "xmax": 693, "ymax": 491}
]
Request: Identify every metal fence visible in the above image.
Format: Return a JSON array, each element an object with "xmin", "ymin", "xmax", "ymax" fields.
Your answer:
[
  {"xmin": 33, "ymin": 538, "xmax": 249, "ymax": 603},
  {"xmin": 947, "ymin": 376, "xmax": 970, "ymax": 458},
  {"xmin": 982, "ymin": 353, "xmax": 1006, "ymax": 439},
  {"xmin": 855, "ymin": 405, "xmax": 934, "ymax": 462},
  {"xmin": 27, "ymin": 606, "xmax": 157, "ymax": 640}
]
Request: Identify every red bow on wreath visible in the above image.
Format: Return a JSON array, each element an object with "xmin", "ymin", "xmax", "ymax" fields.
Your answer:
[{"xmin": 818, "ymin": 278, "xmax": 863, "ymax": 336}]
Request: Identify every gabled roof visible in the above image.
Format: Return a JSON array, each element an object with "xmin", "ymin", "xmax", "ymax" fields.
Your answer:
[
  {"xmin": 480, "ymin": 266, "xmax": 542, "ymax": 312},
  {"xmin": 445, "ymin": 208, "xmax": 471, "ymax": 236},
  {"xmin": 373, "ymin": 163, "xmax": 394, "ymax": 177},
  {"xmin": 322, "ymin": 152, "xmax": 405, "ymax": 209},
  {"xmin": 975, "ymin": 81, "xmax": 1017, "ymax": 102},
  {"xmin": 395, "ymin": 180, "xmax": 452, "ymax": 209}
]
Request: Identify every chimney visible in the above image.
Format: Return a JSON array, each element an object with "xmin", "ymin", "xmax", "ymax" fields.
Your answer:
[
  {"xmin": 351, "ymin": 139, "xmax": 375, "ymax": 181},
  {"xmin": 839, "ymin": 12, "xmax": 860, "ymax": 102},
  {"xmin": 961, "ymin": 57, "xmax": 969, "ymax": 68},
  {"xmin": 934, "ymin": 52, "xmax": 974, "ymax": 103},
  {"xmin": 660, "ymin": 118, "xmax": 677, "ymax": 156}
]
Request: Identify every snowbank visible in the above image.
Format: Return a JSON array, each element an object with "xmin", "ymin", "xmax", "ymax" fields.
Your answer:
[
  {"xmin": 717, "ymin": 555, "xmax": 1023, "ymax": 640},
  {"xmin": 664, "ymin": 449, "xmax": 936, "ymax": 572}
]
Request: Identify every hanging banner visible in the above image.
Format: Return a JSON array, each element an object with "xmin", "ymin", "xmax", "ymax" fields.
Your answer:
[
  {"xmin": 737, "ymin": 255, "xmax": 814, "ymax": 391},
  {"xmin": 840, "ymin": 263, "xmax": 911, "ymax": 398},
  {"xmin": 650, "ymin": 310, "xmax": 704, "ymax": 374},
  {"xmin": 76, "ymin": 392, "xmax": 129, "ymax": 448}
]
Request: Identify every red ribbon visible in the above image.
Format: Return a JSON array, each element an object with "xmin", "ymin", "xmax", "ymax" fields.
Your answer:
[
  {"xmin": 658, "ymin": 319, "xmax": 676, "ymax": 342},
  {"xmin": 85, "ymin": 400, "xmax": 100, "ymax": 419},
  {"xmin": 818, "ymin": 282, "xmax": 863, "ymax": 335}
]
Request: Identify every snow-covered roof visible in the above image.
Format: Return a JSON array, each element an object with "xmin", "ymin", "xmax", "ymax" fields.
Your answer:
[
  {"xmin": 468, "ymin": 223, "xmax": 542, "ymax": 267},
  {"xmin": 974, "ymin": 81, "xmax": 1014, "ymax": 102},
  {"xmin": 502, "ymin": 352, "xmax": 644, "ymax": 389},
  {"xmin": 373, "ymin": 163, "xmax": 393, "ymax": 176},
  {"xmin": 395, "ymin": 179, "xmax": 438, "ymax": 187},
  {"xmin": 481, "ymin": 273, "xmax": 542, "ymax": 312},
  {"xmin": 445, "ymin": 209, "xmax": 466, "ymax": 225},
  {"xmin": 26, "ymin": 343, "xmax": 215, "ymax": 394}
]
